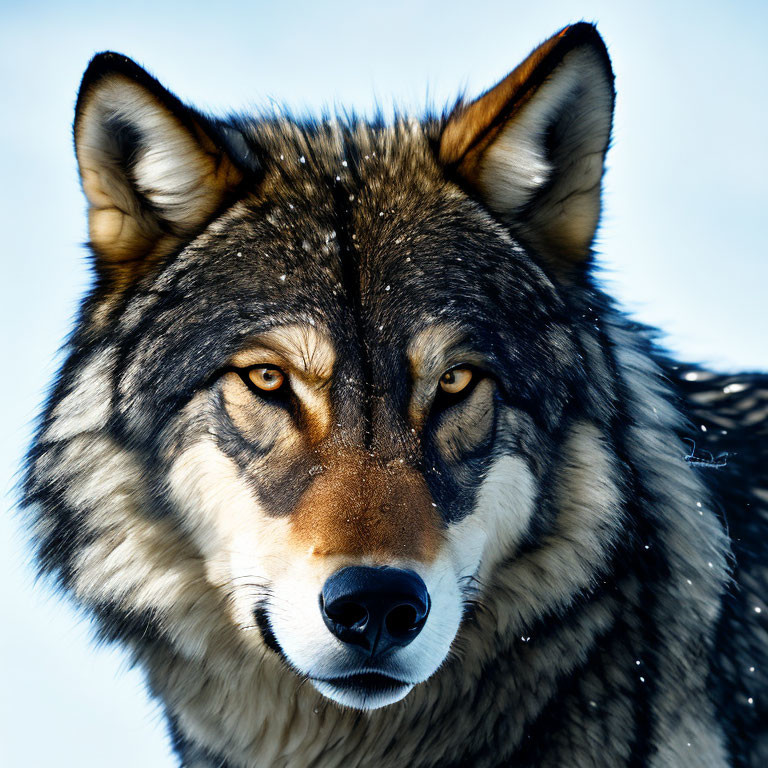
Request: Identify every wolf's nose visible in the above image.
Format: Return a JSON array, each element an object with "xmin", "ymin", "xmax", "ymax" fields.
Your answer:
[{"xmin": 320, "ymin": 566, "xmax": 430, "ymax": 656}]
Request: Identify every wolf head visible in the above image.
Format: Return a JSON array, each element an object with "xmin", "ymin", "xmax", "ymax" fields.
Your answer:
[{"xmin": 27, "ymin": 24, "xmax": 617, "ymax": 712}]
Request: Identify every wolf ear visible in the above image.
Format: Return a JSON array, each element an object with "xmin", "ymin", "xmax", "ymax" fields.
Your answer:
[
  {"xmin": 439, "ymin": 23, "xmax": 614, "ymax": 275},
  {"xmin": 74, "ymin": 52, "xmax": 243, "ymax": 285}
]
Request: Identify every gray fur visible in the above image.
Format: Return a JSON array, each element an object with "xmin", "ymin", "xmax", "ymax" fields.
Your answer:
[{"xmin": 23, "ymin": 24, "xmax": 766, "ymax": 768}]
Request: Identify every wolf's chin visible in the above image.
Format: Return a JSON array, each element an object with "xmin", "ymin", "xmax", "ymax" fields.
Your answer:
[{"xmin": 311, "ymin": 675, "xmax": 415, "ymax": 710}]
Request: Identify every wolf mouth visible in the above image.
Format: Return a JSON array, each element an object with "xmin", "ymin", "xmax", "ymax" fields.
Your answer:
[
  {"xmin": 313, "ymin": 672, "xmax": 414, "ymax": 690},
  {"xmin": 310, "ymin": 672, "xmax": 415, "ymax": 709}
]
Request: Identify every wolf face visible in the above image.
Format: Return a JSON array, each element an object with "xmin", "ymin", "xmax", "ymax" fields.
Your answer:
[{"xmin": 29, "ymin": 26, "xmax": 621, "ymax": 717}]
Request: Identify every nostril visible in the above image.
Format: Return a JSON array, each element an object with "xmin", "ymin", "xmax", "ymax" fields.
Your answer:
[
  {"xmin": 327, "ymin": 600, "xmax": 368, "ymax": 629},
  {"xmin": 320, "ymin": 566, "xmax": 430, "ymax": 656},
  {"xmin": 385, "ymin": 603, "xmax": 420, "ymax": 637}
]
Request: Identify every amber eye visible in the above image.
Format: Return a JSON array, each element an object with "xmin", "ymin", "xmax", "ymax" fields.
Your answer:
[
  {"xmin": 439, "ymin": 367, "xmax": 473, "ymax": 394},
  {"xmin": 247, "ymin": 366, "xmax": 285, "ymax": 392}
]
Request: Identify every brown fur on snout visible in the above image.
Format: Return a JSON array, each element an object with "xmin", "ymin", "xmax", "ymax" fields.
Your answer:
[{"xmin": 290, "ymin": 453, "xmax": 443, "ymax": 562}]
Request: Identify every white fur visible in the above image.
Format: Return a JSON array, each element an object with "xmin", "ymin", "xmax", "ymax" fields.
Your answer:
[
  {"xmin": 479, "ymin": 46, "xmax": 613, "ymax": 256},
  {"xmin": 79, "ymin": 78, "xmax": 215, "ymax": 228},
  {"xmin": 446, "ymin": 450, "xmax": 537, "ymax": 583},
  {"xmin": 44, "ymin": 350, "xmax": 115, "ymax": 442},
  {"xmin": 481, "ymin": 48, "xmax": 610, "ymax": 206}
]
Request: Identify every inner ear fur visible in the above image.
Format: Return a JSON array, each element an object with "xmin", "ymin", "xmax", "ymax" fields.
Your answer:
[
  {"xmin": 74, "ymin": 52, "xmax": 243, "ymax": 287},
  {"xmin": 440, "ymin": 23, "xmax": 615, "ymax": 274}
]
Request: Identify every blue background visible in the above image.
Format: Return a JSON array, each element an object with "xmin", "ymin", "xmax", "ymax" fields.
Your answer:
[{"xmin": 1, "ymin": 1, "xmax": 766, "ymax": 765}]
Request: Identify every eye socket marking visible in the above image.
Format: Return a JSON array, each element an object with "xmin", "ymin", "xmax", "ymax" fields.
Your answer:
[
  {"xmin": 244, "ymin": 366, "xmax": 286, "ymax": 393},
  {"xmin": 439, "ymin": 367, "xmax": 473, "ymax": 395}
]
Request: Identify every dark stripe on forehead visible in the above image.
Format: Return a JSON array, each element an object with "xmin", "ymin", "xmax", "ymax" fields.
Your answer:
[{"xmin": 330, "ymin": 158, "xmax": 375, "ymax": 447}]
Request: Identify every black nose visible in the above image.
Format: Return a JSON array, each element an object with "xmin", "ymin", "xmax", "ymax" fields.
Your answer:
[{"xmin": 320, "ymin": 566, "xmax": 430, "ymax": 657}]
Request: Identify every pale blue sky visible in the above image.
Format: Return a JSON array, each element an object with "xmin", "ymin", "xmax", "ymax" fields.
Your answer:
[{"xmin": 1, "ymin": 1, "xmax": 766, "ymax": 765}]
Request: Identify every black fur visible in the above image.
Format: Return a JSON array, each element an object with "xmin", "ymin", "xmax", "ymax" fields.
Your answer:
[{"xmin": 23, "ymin": 26, "xmax": 766, "ymax": 767}]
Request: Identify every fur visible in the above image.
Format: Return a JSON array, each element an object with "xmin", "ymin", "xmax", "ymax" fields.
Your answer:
[{"xmin": 24, "ymin": 23, "xmax": 766, "ymax": 767}]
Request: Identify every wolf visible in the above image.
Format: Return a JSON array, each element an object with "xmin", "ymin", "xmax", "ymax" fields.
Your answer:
[{"xmin": 23, "ymin": 22, "xmax": 767, "ymax": 767}]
